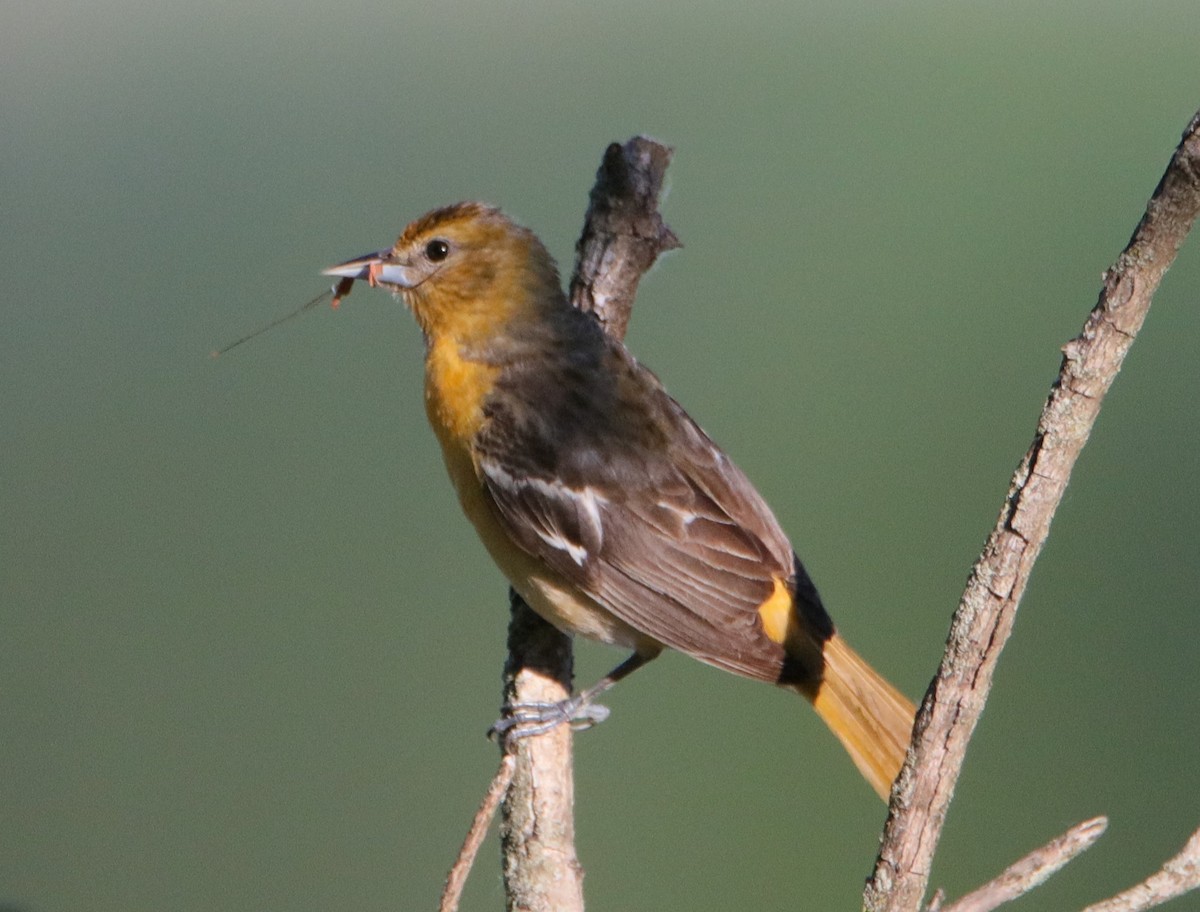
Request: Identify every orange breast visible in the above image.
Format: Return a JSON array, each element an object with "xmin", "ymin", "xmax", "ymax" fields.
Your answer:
[{"xmin": 422, "ymin": 337, "xmax": 654, "ymax": 651}]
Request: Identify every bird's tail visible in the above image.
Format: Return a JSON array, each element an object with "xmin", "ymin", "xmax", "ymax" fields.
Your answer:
[{"xmin": 796, "ymin": 633, "xmax": 915, "ymax": 801}]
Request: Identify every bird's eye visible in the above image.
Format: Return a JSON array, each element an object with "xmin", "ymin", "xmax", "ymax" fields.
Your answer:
[{"xmin": 425, "ymin": 239, "xmax": 450, "ymax": 262}]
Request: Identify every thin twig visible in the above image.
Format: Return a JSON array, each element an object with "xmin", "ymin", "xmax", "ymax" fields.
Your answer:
[
  {"xmin": 439, "ymin": 753, "xmax": 517, "ymax": 912},
  {"xmin": 865, "ymin": 107, "xmax": 1200, "ymax": 912},
  {"xmin": 935, "ymin": 817, "xmax": 1108, "ymax": 912},
  {"xmin": 1080, "ymin": 824, "xmax": 1200, "ymax": 912}
]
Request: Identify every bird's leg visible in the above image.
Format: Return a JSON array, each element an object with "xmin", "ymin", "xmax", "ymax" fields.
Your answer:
[{"xmin": 489, "ymin": 649, "xmax": 659, "ymax": 742}]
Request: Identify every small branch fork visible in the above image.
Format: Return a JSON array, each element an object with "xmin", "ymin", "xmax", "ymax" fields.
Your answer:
[{"xmin": 865, "ymin": 108, "xmax": 1200, "ymax": 912}]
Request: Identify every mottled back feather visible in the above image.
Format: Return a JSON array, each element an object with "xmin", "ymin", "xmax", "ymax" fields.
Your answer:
[{"xmin": 474, "ymin": 307, "xmax": 831, "ymax": 683}]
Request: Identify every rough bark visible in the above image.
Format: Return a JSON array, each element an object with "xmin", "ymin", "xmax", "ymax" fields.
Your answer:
[{"xmin": 864, "ymin": 108, "xmax": 1200, "ymax": 912}]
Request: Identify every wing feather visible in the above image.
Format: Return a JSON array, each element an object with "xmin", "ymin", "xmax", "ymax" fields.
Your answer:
[{"xmin": 475, "ymin": 334, "xmax": 805, "ymax": 683}]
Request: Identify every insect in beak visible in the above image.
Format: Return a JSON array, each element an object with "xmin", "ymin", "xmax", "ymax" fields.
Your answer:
[{"xmin": 209, "ymin": 275, "xmax": 356, "ymax": 359}]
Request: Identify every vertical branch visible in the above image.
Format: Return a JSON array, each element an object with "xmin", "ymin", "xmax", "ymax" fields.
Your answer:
[
  {"xmin": 499, "ymin": 136, "xmax": 678, "ymax": 912},
  {"xmin": 499, "ymin": 594, "xmax": 584, "ymax": 912},
  {"xmin": 864, "ymin": 109, "xmax": 1200, "ymax": 912},
  {"xmin": 569, "ymin": 139, "xmax": 681, "ymax": 334}
]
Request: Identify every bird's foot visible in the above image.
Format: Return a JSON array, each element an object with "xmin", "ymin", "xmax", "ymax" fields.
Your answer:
[{"xmin": 487, "ymin": 697, "xmax": 611, "ymax": 743}]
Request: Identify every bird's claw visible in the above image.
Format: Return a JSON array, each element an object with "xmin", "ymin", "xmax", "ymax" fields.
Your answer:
[{"xmin": 487, "ymin": 697, "xmax": 611, "ymax": 743}]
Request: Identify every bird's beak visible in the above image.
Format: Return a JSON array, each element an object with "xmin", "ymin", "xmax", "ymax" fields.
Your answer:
[{"xmin": 321, "ymin": 249, "xmax": 417, "ymax": 288}]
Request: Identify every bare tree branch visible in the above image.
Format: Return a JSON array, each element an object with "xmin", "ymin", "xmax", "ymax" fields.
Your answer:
[
  {"xmin": 934, "ymin": 817, "xmax": 1108, "ymax": 912},
  {"xmin": 499, "ymin": 594, "xmax": 584, "ymax": 912},
  {"xmin": 864, "ymin": 108, "xmax": 1200, "ymax": 912},
  {"xmin": 569, "ymin": 139, "xmax": 681, "ymax": 336},
  {"xmin": 440, "ymin": 754, "xmax": 516, "ymax": 912},
  {"xmin": 498, "ymin": 137, "xmax": 678, "ymax": 912},
  {"xmin": 1079, "ymin": 825, "xmax": 1200, "ymax": 912}
]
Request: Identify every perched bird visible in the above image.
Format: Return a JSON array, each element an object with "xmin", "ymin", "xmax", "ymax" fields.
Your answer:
[{"xmin": 324, "ymin": 202, "xmax": 915, "ymax": 800}]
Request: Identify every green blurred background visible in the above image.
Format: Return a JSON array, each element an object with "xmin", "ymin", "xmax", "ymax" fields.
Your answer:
[{"xmin": 3, "ymin": 1, "xmax": 1198, "ymax": 910}]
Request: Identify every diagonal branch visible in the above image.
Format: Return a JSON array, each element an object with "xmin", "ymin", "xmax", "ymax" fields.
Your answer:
[
  {"xmin": 930, "ymin": 818, "xmax": 1200, "ymax": 912},
  {"xmin": 864, "ymin": 108, "xmax": 1200, "ymax": 912},
  {"xmin": 439, "ymin": 753, "xmax": 517, "ymax": 912},
  {"xmin": 934, "ymin": 817, "xmax": 1108, "ymax": 912},
  {"xmin": 1079, "ymin": 824, "xmax": 1200, "ymax": 912}
]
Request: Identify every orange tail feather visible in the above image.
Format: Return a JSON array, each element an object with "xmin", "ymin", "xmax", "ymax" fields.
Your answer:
[{"xmin": 799, "ymin": 633, "xmax": 915, "ymax": 801}]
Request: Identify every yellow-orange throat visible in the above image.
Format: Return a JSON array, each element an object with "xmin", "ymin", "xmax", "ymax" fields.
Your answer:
[{"xmin": 423, "ymin": 336, "xmax": 498, "ymax": 451}]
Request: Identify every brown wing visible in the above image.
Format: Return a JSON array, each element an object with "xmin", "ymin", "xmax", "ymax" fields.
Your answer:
[{"xmin": 475, "ymin": 327, "xmax": 808, "ymax": 683}]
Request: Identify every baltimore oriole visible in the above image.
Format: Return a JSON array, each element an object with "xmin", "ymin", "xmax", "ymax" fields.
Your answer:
[{"xmin": 324, "ymin": 202, "xmax": 915, "ymax": 800}]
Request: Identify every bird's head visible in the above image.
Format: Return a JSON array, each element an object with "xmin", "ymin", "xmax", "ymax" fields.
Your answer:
[{"xmin": 323, "ymin": 202, "xmax": 565, "ymax": 345}]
